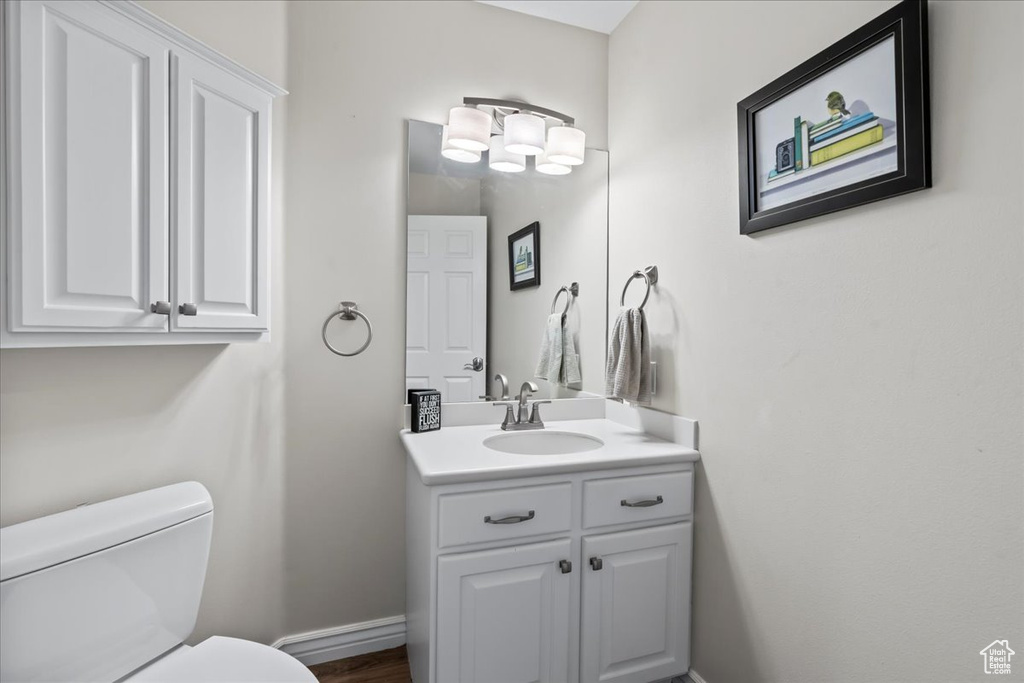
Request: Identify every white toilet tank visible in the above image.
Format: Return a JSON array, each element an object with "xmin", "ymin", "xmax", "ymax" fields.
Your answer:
[{"xmin": 0, "ymin": 482, "xmax": 214, "ymax": 683}]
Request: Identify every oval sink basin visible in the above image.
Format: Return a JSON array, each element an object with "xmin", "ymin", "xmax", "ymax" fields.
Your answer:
[{"xmin": 484, "ymin": 431, "xmax": 605, "ymax": 455}]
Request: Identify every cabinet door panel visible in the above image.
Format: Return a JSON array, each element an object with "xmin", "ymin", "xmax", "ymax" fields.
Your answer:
[
  {"xmin": 437, "ymin": 538, "xmax": 572, "ymax": 683},
  {"xmin": 581, "ymin": 523, "xmax": 692, "ymax": 683},
  {"xmin": 10, "ymin": 0, "xmax": 169, "ymax": 331},
  {"xmin": 173, "ymin": 51, "xmax": 270, "ymax": 331}
]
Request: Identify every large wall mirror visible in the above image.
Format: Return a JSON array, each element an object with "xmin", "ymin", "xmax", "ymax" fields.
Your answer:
[{"xmin": 405, "ymin": 119, "xmax": 609, "ymax": 403}]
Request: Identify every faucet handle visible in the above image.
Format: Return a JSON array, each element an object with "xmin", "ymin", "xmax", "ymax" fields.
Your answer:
[
  {"xmin": 529, "ymin": 400, "xmax": 551, "ymax": 425},
  {"xmin": 493, "ymin": 402, "xmax": 516, "ymax": 430}
]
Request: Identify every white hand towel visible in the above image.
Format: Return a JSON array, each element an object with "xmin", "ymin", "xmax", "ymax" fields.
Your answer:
[
  {"xmin": 560, "ymin": 316, "xmax": 582, "ymax": 389},
  {"xmin": 535, "ymin": 313, "xmax": 564, "ymax": 383},
  {"xmin": 605, "ymin": 307, "xmax": 651, "ymax": 404}
]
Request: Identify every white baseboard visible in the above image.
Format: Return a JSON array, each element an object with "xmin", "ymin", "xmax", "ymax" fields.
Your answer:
[
  {"xmin": 686, "ymin": 669, "xmax": 710, "ymax": 683},
  {"xmin": 271, "ymin": 615, "xmax": 406, "ymax": 666}
]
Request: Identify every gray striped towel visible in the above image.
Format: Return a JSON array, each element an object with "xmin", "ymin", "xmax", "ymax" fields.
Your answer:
[{"xmin": 605, "ymin": 307, "xmax": 651, "ymax": 404}]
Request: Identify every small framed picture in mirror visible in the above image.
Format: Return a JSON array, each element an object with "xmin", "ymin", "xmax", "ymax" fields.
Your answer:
[{"xmin": 508, "ymin": 222, "xmax": 541, "ymax": 291}]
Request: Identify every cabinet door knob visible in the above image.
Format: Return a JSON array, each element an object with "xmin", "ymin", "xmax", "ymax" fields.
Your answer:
[
  {"xmin": 179, "ymin": 303, "xmax": 198, "ymax": 316},
  {"xmin": 150, "ymin": 301, "xmax": 172, "ymax": 315},
  {"xmin": 558, "ymin": 559, "xmax": 572, "ymax": 574},
  {"xmin": 589, "ymin": 556, "xmax": 603, "ymax": 571}
]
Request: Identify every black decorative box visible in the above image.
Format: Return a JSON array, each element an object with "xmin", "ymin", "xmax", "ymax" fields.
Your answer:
[{"xmin": 409, "ymin": 389, "xmax": 441, "ymax": 433}]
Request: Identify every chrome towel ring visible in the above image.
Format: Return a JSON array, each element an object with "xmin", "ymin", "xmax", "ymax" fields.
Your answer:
[
  {"xmin": 619, "ymin": 266, "xmax": 659, "ymax": 310},
  {"xmin": 322, "ymin": 301, "xmax": 373, "ymax": 357},
  {"xmin": 550, "ymin": 282, "xmax": 580, "ymax": 317}
]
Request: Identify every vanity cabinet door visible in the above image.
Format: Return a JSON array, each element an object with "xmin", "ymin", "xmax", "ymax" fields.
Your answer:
[
  {"xmin": 437, "ymin": 538, "xmax": 573, "ymax": 683},
  {"xmin": 7, "ymin": 0, "xmax": 170, "ymax": 333},
  {"xmin": 580, "ymin": 523, "xmax": 692, "ymax": 683},
  {"xmin": 172, "ymin": 50, "xmax": 271, "ymax": 332}
]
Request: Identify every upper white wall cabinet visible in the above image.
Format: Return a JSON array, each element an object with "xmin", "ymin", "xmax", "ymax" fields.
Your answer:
[{"xmin": 1, "ymin": 0, "xmax": 285, "ymax": 347}]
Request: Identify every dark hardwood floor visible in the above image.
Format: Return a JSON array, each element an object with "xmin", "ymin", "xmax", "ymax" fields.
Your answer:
[{"xmin": 308, "ymin": 646, "xmax": 412, "ymax": 683}]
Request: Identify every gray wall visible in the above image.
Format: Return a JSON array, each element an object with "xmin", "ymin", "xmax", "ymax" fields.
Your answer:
[{"xmin": 608, "ymin": 1, "xmax": 1023, "ymax": 681}]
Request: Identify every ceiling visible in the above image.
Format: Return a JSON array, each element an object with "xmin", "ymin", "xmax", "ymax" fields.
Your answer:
[{"xmin": 476, "ymin": 0, "xmax": 638, "ymax": 35}]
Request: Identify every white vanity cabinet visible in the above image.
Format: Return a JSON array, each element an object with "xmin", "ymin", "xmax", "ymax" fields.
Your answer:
[
  {"xmin": 406, "ymin": 462, "xmax": 694, "ymax": 683},
  {"xmin": 1, "ymin": 0, "xmax": 284, "ymax": 347}
]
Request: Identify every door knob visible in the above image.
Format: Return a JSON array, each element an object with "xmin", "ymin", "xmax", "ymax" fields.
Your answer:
[
  {"xmin": 589, "ymin": 556, "xmax": 603, "ymax": 571},
  {"xmin": 463, "ymin": 357, "xmax": 484, "ymax": 372},
  {"xmin": 149, "ymin": 301, "xmax": 171, "ymax": 315},
  {"xmin": 559, "ymin": 560, "xmax": 572, "ymax": 574},
  {"xmin": 179, "ymin": 303, "xmax": 198, "ymax": 316}
]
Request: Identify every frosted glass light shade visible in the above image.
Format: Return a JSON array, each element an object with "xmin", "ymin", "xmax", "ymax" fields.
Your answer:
[
  {"xmin": 504, "ymin": 113, "xmax": 545, "ymax": 155},
  {"xmin": 488, "ymin": 135, "xmax": 525, "ymax": 173},
  {"xmin": 447, "ymin": 107, "xmax": 491, "ymax": 152},
  {"xmin": 546, "ymin": 126, "xmax": 586, "ymax": 166},
  {"xmin": 535, "ymin": 149, "xmax": 572, "ymax": 176},
  {"xmin": 441, "ymin": 126, "xmax": 481, "ymax": 163}
]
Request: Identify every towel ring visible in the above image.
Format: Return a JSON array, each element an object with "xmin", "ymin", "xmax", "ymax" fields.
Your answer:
[
  {"xmin": 322, "ymin": 301, "xmax": 373, "ymax": 357},
  {"xmin": 550, "ymin": 282, "xmax": 579, "ymax": 316},
  {"xmin": 619, "ymin": 266, "xmax": 659, "ymax": 310}
]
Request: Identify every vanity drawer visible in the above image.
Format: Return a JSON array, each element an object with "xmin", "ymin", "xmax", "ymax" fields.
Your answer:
[
  {"xmin": 438, "ymin": 483, "xmax": 572, "ymax": 548},
  {"xmin": 583, "ymin": 471, "xmax": 692, "ymax": 529}
]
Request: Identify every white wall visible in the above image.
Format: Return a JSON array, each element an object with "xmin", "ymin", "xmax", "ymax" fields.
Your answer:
[
  {"xmin": 282, "ymin": 0, "xmax": 607, "ymax": 636},
  {"xmin": 0, "ymin": 0, "xmax": 290, "ymax": 645},
  {"xmin": 608, "ymin": 2, "xmax": 1023, "ymax": 681}
]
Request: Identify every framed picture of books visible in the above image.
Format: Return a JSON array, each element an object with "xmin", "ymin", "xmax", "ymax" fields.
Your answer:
[
  {"xmin": 737, "ymin": 0, "xmax": 930, "ymax": 235},
  {"xmin": 508, "ymin": 222, "xmax": 541, "ymax": 291}
]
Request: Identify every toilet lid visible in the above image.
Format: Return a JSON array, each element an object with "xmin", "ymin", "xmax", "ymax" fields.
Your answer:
[{"xmin": 127, "ymin": 636, "xmax": 317, "ymax": 683}]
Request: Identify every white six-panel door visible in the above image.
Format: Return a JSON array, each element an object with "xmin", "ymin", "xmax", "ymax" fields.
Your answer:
[
  {"xmin": 580, "ymin": 523, "xmax": 692, "ymax": 683},
  {"xmin": 172, "ymin": 50, "xmax": 271, "ymax": 332},
  {"xmin": 437, "ymin": 538, "xmax": 573, "ymax": 683},
  {"xmin": 406, "ymin": 215, "xmax": 487, "ymax": 402},
  {"xmin": 9, "ymin": 0, "xmax": 169, "ymax": 332}
]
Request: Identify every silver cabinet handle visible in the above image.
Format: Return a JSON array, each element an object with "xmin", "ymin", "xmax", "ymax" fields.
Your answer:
[
  {"xmin": 620, "ymin": 495, "xmax": 664, "ymax": 508},
  {"xmin": 179, "ymin": 303, "xmax": 198, "ymax": 316},
  {"xmin": 150, "ymin": 301, "xmax": 171, "ymax": 315},
  {"xmin": 589, "ymin": 556, "xmax": 603, "ymax": 571},
  {"xmin": 559, "ymin": 560, "xmax": 572, "ymax": 574},
  {"xmin": 484, "ymin": 510, "xmax": 535, "ymax": 525},
  {"xmin": 463, "ymin": 357, "xmax": 484, "ymax": 372}
]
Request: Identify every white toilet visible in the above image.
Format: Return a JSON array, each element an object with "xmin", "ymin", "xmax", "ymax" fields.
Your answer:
[{"xmin": 0, "ymin": 482, "xmax": 317, "ymax": 683}]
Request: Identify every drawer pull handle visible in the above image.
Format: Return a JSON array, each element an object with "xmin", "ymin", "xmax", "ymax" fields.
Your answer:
[
  {"xmin": 559, "ymin": 559, "xmax": 572, "ymax": 574},
  {"xmin": 589, "ymin": 556, "xmax": 603, "ymax": 571},
  {"xmin": 484, "ymin": 510, "xmax": 535, "ymax": 525},
  {"xmin": 620, "ymin": 495, "xmax": 664, "ymax": 508}
]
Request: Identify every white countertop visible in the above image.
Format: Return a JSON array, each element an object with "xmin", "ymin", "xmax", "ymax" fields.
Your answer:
[{"xmin": 401, "ymin": 418, "xmax": 700, "ymax": 485}]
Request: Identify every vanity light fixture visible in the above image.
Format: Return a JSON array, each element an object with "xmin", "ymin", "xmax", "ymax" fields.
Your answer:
[
  {"xmin": 443, "ymin": 97, "xmax": 585, "ymax": 173},
  {"xmin": 446, "ymin": 106, "xmax": 491, "ymax": 152},
  {"xmin": 503, "ymin": 112, "xmax": 546, "ymax": 156},
  {"xmin": 546, "ymin": 125, "xmax": 586, "ymax": 166},
  {"xmin": 488, "ymin": 135, "xmax": 526, "ymax": 173},
  {"xmin": 535, "ymin": 149, "xmax": 572, "ymax": 176},
  {"xmin": 441, "ymin": 125, "xmax": 482, "ymax": 163}
]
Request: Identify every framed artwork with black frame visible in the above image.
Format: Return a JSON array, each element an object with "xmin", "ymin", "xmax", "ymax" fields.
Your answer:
[
  {"xmin": 508, "ymin": 222, "xmax": 541, "ymax": 291},
  {"xmin": 737, "ymin": 0, "xmax": 930, "ymax": 235}
]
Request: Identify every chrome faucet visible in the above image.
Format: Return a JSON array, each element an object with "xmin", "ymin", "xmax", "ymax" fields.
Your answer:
[{"xmin": 494, "ymin": 381, "xmax": 550, "ymax": 431}]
